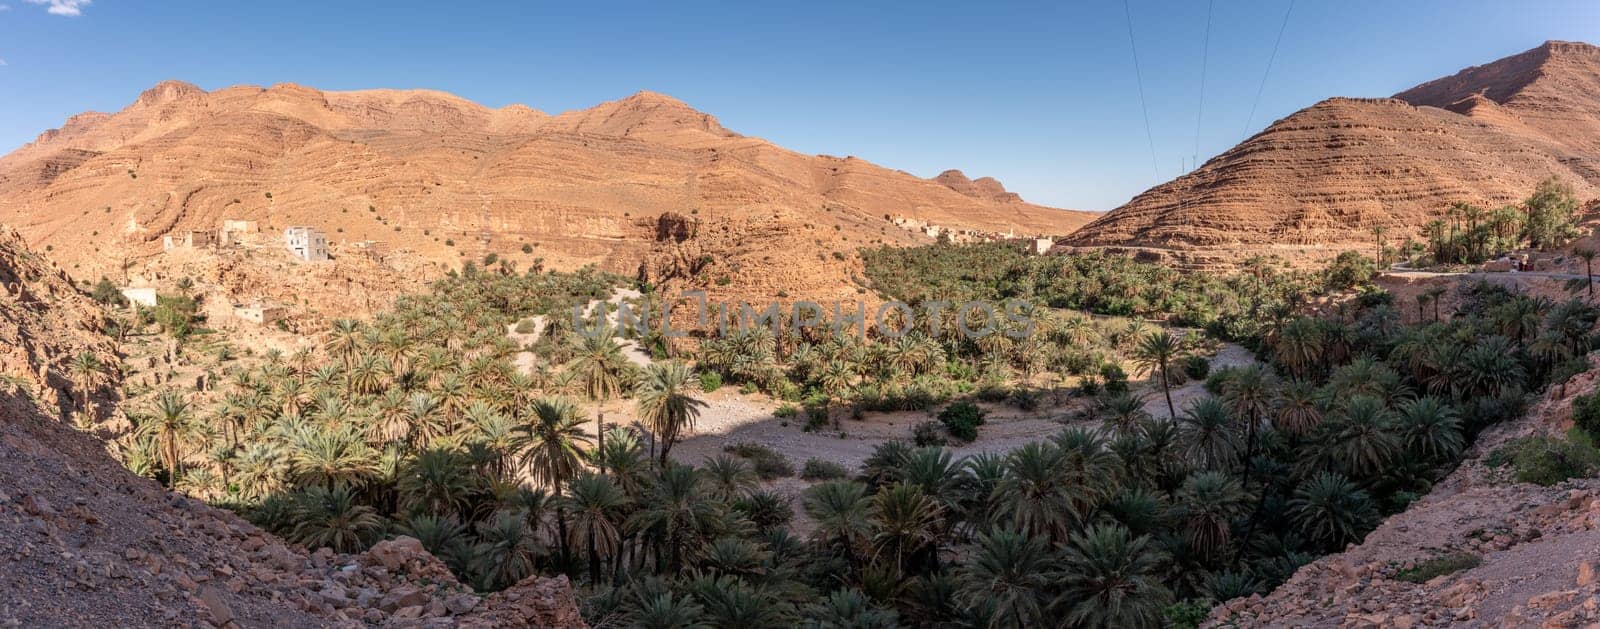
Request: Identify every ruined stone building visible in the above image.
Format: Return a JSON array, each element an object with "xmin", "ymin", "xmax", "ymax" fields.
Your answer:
[
  {"xmin": 220, "ymin": 219, "xmax": 260, "ymax": 246},
  {"xmin": 284, "ymin": 226, "xmax": 328, "ymax": 261},
  {"xmin": 232, "ymin": 302, "xmax": 285, "ymax": 325},
  {"xmin": 162, "ymin": 230, "xmax": 216, "ymax": 251}
]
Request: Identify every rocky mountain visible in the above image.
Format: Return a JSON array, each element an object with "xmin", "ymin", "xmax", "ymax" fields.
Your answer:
[
  {"xmin": 1067, "ymin": 40, "xmax": 1600, "ymax": 266},
  {"xmin": 0, "ymin": 81, "xmax": 1093, "ymax": 303}
]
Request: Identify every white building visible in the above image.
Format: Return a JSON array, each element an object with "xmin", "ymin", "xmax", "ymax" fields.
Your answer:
[
  {"xmin": 284, "ymin": 226, "xmax": 329, "ymax": 261},
  {"xmin": 1031, "ymin": 238, "xmax": 1055, "ymax": 255},
  {"xmin": 121, "ymin": 287, "xmax": 158, "ymax": 308}
]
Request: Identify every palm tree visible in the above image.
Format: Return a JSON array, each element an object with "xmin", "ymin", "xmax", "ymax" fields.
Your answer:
[
  {"xmin": 1174, "ymin": 471, "xmax": 1246, "ymax": 559},
  {"xmin": 955, "ymin": 529, "xmax": 1054, "ymax": 628},
  {"xmin": 289, "ymin": 484, "xmax": 384, "ymax": 553},
  {"xmin": 471, "ymin": 510, "xmax": 545, "ymax": 590},
  {"xmin": 636, "ymin": 362, "xmax": 708, "ymax": 465},
  {"xmin": 802, "ymin": 480, "xmax": 872, "ymax": 558},
  {"xmin": 1289, "ymin": 472, "xmax": 1377, "ymax": 550},
  {"xmin": 701, "ymin": 454, "xmax": 759, "ymax": 501},
  {"xmin": 1222, "ymin": 365, "xmax": 1273, "ymax": 484},
  {"xmin": 562, "ymin": 472, "xmax": 629, "ymax": 583},
  {"xmin": 573, "ymin": 332, "xmax": 628, "ymax": 456},
  {"xmin": 1424, "ymin": 285, "xmax": 1448, "ymax": 322},
  {"xmin": 1131, "ymin": 331, "xmax": 1180, "ymax": 420},
  {"xmin": 1271, "ymin": 380, "xmax": 1324, "ymax": 436},
  {"xmin": 868, "ymin": 482, "xmax": 943, "ymax": 574},
  {"xmin": 142, "ymin": 390, "xmax": 196, "ymax": 480},
  {"xmin": 1321, "ymin": 396, "xmax": 1400, "ymax": 480},
  {"xmin": 286, "ymin": 423, "xmax": 379, "ymax": 488},
  {"xmin": 818, "ymin": 359, "xmax": 855, "ymax": 430},
  {"xmin": 326, "ymin": 319, "xmax": 364, "ymax": 369},
  {"xmin": 68, "ymin": 351, "xmax": 103, "ymax": 418},
  {"xmin": 1057, "ymin": 524, "xmax": 1173, "ymax": 628},
  {"xmin": 1395, "ymin": 396, "xmax": 1463, "ymax": 461},
  {"xmin": 396, "ymin": 447, "xmax": 475, "ymax": 516},
  {"xmin": 519, "ymin": 396, "xmax": 593, "ymax": 490},
  {"xmin": 1177, "ymin": 397, "xmax": 1239, "ymax": 472},
  {"xmin": 1274, "ymin": 318, "xmax": 1325, "ymax": 379},
  {"xmin": 629, "ymin": 462, "xmax": 724, "ymax": 573}
]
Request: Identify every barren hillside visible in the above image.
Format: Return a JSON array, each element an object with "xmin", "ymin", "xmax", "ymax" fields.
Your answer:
[
  {"xmin": 0, "ymin": 82, "xmax": 1094, "ymax": 304},
  {"xmin": 1067, "ymin": 41, "xmax": 1600, "ymax": 267}
]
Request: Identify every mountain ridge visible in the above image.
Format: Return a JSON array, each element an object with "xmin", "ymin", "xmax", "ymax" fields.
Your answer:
[
  {"xmin": 0, "ymin": 80, "xmax": 1093, "ymax": 301},
  {"xmin": 1066, "ymin": 40, "xmax": 1600, "ymax": 266}
]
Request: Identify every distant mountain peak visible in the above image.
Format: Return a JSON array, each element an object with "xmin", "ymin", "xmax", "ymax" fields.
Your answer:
[{"xmin": 135, "ymin": 80, "xmax": 205, "ymax": 107}]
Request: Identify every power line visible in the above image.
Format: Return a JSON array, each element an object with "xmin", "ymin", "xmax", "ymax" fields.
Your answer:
[
  {"xmin": 1193, "ymin": 0, "xmax": 1213, "ymax": 171},
  {"xmin": 1242, "ymin": 0, "xmax": 1295, "ymax": 138},
  {"xmin": 1122, "ymin": 0, "xmax": 1160, "ymax": 183}
]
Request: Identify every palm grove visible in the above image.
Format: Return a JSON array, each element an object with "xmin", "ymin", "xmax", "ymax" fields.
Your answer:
[{"xmin": 92, "ymin": 184, "xmax": 1600, "ymax": 628}]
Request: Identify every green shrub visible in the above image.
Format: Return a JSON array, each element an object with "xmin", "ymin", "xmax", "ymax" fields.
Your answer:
[
  {"xmin": 1573, "ymin": 391, "xmax": 1600, "ymax": 439},
  {"xmin": 912, "ymin": 420, "xmax": 947, "ymax": 447},
  {"xmin": 513, "ymin": 318, "xmax": 540, "ymax": 334},
  {"xmin": 1162, "ymin": 598, "xmax": 1215, "ymax": 629},
  {"xmin": 724, "ymin": 442, "xmax": 793, "ymax": 480},
  {"xmin": 1099, "ymin": 363, "xmax": 1129, "ymax": 394},
  {"xmin": 773, "ymin": 403, "xmax": 798, "ymax": 419},
  {"xmin": 939, "ymin": 400, "xmax": 986, "ymax": 443},
  {"xmin": 1394, "ymin": 552, "xmax": 1481, "ymax": 583},
  {"xmin": 801, "ymin": 458, "xmax": 848, "ymax": 481},
  {"xmin": 1501, "ymin": 430, "xmax": 1600, "ymax": 486},
  {"xmin": 521, "ymin": 243, "xmax": 533, "ymax": 254},
  {"xmin": 91, "ymin": 277, "xmax": 126, "ymax": 306},
  {"xmin": 699, "ymin": 371, "xmax": 723, "ymax": 393},
  {"xmin": 1182, "ymin": 354, "xmax": 1211, "ymax": 381}
]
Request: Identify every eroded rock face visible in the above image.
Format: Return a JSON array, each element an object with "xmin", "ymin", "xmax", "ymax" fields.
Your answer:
[{"xmin": 1071, "ymin": 41, "xmax": 1600, "ymax": 267}]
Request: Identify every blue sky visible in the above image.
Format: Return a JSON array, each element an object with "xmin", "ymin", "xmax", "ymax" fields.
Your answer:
[{"xmin": 1, "ymin": 1, "xmax": 1596, "ymax": 210}]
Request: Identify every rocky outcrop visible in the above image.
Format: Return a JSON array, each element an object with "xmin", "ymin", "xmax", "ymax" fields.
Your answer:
[
  {"xmin": 1209, "ymin": 358, "xmax": 1600, "ymax": 627},
  {"xmin": 1070, "ymin": 41, "xmax": 1600, "ymax": 267}
]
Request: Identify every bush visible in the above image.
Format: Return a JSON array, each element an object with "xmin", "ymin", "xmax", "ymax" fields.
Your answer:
[
  {"xmin": 1498, "ymin": 430, "xmax": 1600, "ymax": 486},
  {"xmin": 1395, "ymin": 552, "xmax": 1481, "ymax": 583},
  {"xmin": 912, "ymin": 420, "xmax": 947, "ymax": 447},
  {"xmin": 521, "ymin": 243, "xmax": 533, "ymax": 254},
  {"xmin": 1008, "ymin": 387, "xmax": 1040, "ymax": 411},
  {"xmin": 938, "ymin": 400, "xmax": 987, "ymax": 443},
  {"xmin": 773, "ymin": 403, "xmax": 798, "ymax": 419},
  {"xmin": 699, "ymin": 371, "xmax": 723, "ymax": 393},
  {"xmin": 1099, "ymin": 363, "xmax": 1129, "ymax": 394},
  {"xmin": 1182, "ymin": 354, "xmax": 1211, "ymax": 381},
  {"xmin": 91, "ymin": 277, "xmax": 126, "ymax": 306},
  {"xmin": 801, "ymin": 458, "xmax": 849, "ymax": 481},
  {"xmin": 513, "ymin": 318, "xmax": 539, "ymax": 334},
  {"xmin": 1573, "ymin": 391, "xmax": 1600, "ymax": 439},
  {"xmin": 724, "ymin": 442, "xmax": 793, "ymax": 480},
  {"xmin": 1163, "ymin": 598, "xmax": 1215, "ymax": 629}
]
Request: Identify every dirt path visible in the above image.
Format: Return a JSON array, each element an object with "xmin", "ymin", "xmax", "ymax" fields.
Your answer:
[
  {"xmin": 667, "ymin": 343, "xmax": 1256, "ymax": 532},
  {"xmin": 508, "ymin": 288, "xmax": 652, "ymax": 374}
]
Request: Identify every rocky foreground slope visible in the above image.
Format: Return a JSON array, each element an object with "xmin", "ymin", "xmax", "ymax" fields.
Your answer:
[
  {"xmin": 1209, "ymin": 357, "xmax": 1600, "ymax": 628},
  {"xmin": 1069, "ymin": 40, "xmax": 1600, "ymax": 267},
  {"xmin": 0, "ymin": 80, "xmax": 1093, "ymax": 304},
  {"xmin": 0, "ymin": 232, "xmax": 581, "ymax": 627}
]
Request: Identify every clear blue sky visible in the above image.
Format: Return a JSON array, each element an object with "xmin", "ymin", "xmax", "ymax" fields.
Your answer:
[{"xmin": 1, "ymin": 1, "xmax": 1596, "ymax": 210}]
